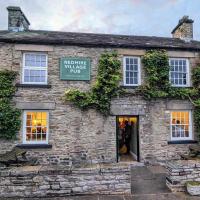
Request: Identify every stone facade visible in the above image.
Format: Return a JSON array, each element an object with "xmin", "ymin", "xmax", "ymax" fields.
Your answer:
[
  {"xmin": 0, "ymin": 163, "xmax": 131, "ymax": 197},
  {"xmin": 0, "ymin": 42, "xmax": 200, "ymax": 165},
  {"xmin": 166, "ymin": 160, "xmax": 200, "ymax": 192}
]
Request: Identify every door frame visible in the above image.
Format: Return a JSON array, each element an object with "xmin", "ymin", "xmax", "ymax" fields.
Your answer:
[{"xmin": 116, "ymin": 115, "xmax": 140, "ymax": 162}]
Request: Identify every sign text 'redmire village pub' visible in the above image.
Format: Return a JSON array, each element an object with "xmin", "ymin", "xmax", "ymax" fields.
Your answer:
[
  {"xmin": 64, "ymin": 60, "xmax": 87, "ymax": 74},
  {"xmin": 60, "ymin": 57, "xmax": 91, "ymax": 80}
]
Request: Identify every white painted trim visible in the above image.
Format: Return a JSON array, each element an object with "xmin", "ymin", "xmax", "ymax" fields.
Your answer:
[
  {"xmin": 169, "ymin": 58, "xmax": 190, "ymax": 87},
  {"xmin": 170, "ymin": 110, "xmax": 193, "ymax": 141},
  {"xmin": 130, "ymin": 151, "xmax": 137, "ymax": 161},
  {"xmin": 123, "ymin": 56, "xmax": 141, "ymax": 86},
  {"xmin": 23, "ymin": 110, "xmax": 49, "ymax": 144},
  {"xmin": 22, "ymin": 52, "xmax": 48, "ymax": 85}
]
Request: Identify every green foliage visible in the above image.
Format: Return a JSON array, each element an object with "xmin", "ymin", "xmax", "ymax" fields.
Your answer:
[
  {"xmin": 194, "ymin": 107, "xmax": 200, "ymax": 140},
  {"xmin": 186, "ymin": 181, "xmax": 200, "ymax": 186},
  {"xmin": 137, "ymin": 50, "xmax": 171, "ymax": 99},
  {"xmin": 0, "ymin": 70, "xmax": 18, "ymax": 98},
  {"xmin": 142, "ymin": 50, "xmax": 171, "ymax": 90},
  {"xmin": 139, "ymin": 50, "xmax": 200, "ymax": 141},
  {"xmin": 0, "ymin": 70, "xmax": 21, "ymax": 139},
  {"xmin": 65, "ymin": 51, "xmax": 122, "ymax": 115},
  {"xmin": 192, "ymin": 66, "xmax": 200, "ymax": 88}
]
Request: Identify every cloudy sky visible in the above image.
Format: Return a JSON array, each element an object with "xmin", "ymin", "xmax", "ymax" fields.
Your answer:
[{"xmin": 0, "ymin": 0, "xmax": 199, "ymax": 40}]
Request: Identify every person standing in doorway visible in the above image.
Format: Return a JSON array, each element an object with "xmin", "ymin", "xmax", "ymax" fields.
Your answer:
[{"xmin": 124, "ymin": 120, "xmax": 132, "ymax": 154}]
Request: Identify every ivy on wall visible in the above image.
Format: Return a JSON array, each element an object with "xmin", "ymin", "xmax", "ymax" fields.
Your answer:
[
  {"xmin": 64, "ymin": 49, "xmax": 200, "ymax": 140},
  {"xmin": 0, "ymin": 70, "xmax": 21, "ymax": 139},
  {"xmin": 137, "ymin": 50, "xmax": 200, "ymax": 141},
  {"xmin": 64, "ymin": 51, "xmax": 122, "ymax": 115}
]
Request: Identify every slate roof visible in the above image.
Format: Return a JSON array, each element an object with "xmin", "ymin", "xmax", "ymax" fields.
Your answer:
[{"xmin": 0, "ymin": 30, "xmax": 200, "ymax": 51}]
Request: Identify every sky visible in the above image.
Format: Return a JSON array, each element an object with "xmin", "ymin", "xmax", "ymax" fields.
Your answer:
[{"xmin": 0, "ymin": 0, "xmax": 199, "ymax": 40}]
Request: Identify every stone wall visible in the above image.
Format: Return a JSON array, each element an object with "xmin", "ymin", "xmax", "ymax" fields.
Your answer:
[
  {"xmin": 0, "ymin": 163, "xmax": 131, "ymax": 198},
  {"xmin": 0, "ymin": 42, "xmax": 199, "ymax": 165},
  {"xmin": 112, "ymin": 97, "xmax": 195, "ymax": 164},
  {"xmin": 166, "ymin": 160, "xmax": 200, "ymax": 192}
]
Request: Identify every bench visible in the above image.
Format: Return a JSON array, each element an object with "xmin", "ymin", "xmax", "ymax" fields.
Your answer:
[
  {"xmin": 180, "ymin": 144, "xmax": 200, "ymax": 160},
  {"xmin": 0, "ymin": 147, "xmax": 36, "ymax": 167}
]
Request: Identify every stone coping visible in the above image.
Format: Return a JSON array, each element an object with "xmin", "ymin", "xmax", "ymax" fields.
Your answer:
[
  {"xmin": 166, "ymin": 160, "xmax": 200, "ymax": 170},
  {"xmin": 0, "ymin": 162, "xmax": 132, "ymax": 177}
]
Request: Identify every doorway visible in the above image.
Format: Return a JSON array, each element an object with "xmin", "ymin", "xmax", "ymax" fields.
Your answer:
[{"xmin": 116, "ymin": 116, "xmax": 139, "ymax": 162}]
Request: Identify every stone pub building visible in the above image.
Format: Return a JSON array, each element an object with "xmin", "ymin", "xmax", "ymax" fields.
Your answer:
[{"xmin": 0, "ymin": 6, "xmax": 200, "ymax": 165}]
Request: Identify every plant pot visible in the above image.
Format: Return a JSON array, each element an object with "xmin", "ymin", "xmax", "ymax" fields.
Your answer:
[{"xmin": 186, "ymin": 181, "xmax": 200, "ymax": 196}]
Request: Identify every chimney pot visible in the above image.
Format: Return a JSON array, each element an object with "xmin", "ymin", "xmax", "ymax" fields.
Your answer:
[
  {"xmin": 171, "ymin": 16, "xmax": 194, "ymax": 41},
  {"xmin": 7, "ymin": 6, "xmax": 30, "ymax": 32}
]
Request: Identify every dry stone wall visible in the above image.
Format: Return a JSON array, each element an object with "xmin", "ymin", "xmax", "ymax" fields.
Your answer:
[
  {"xmin": 166, "ymin": 160, "xmax": 200, "ymax": 192},
  {"xmin": 0, "ymin": 164, "xmax": 131, "ymax": 198}
]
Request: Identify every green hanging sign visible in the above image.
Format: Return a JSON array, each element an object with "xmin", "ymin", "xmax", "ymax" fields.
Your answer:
[{"xmin": 60, "ymin": 57, "xmax": 91, "ymax": 80}]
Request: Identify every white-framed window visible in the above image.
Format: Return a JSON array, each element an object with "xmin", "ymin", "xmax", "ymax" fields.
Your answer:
[
  {"xmin": 123, "ymin": 56, "xmax": 141, "ymax": 86},
  {"xmin": 169, "ymin": 58, "xmax": 190, "ymax": 87},
  {"xmin": 22, "ymin": 53, "xmax": 48, "ymax": 84},
  {"xmin": 23, "ymin": 111, "xmax": 49, "ymax": 144},
  {"xmin": 170, "ymin": 111, "xmax": 192, "ymax": 141}
]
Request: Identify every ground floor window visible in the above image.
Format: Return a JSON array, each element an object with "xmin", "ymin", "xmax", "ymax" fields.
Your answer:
[
  {"xmin": 170, "ymin": 111, "xmax": 192, "ymax": 140},
  {"xmin": 23, "ymin": 111, "xmax": 49, "ymax": 144}
]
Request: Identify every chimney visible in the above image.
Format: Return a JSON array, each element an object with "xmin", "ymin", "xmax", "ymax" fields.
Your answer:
[
  {"xmin": 171, "ymin": 16, "xmax": 194, "ymax": 41},
  {"xmin": 7, "ymin": 6, "xmax": 30, "ymax": 32}
]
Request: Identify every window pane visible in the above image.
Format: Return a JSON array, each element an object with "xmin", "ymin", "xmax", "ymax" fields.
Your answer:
[
  {"xmin": 134, "ymin": 59, "xmax": 138, "ymax": 65},
  {"xmin": 171, "ymin": 111, "xmax": 191, "ymax": 140},
  {"xmin": 169, "ymin": 59, "xmax": 188, "ymax": 86},
  {"xmin": 134, "ymin": 78, "xmax": 138, "ymax": 84},
  {"xmin": 25, "ymin": 54, "xmax": 47, "ymax": 67},
  {"xmin": 124, "ymin": 57, "xmax": 139, "ymax": 85},
  {"xmin": 126, "ymin": 65, "xmax": 129, "ymax": 70},
  {"xmin": 25, "ymin": 111, "xmax": 48, "ymax": 143},
  {"xmin": 134, "ymin": 65, "xmax": 138, "ymax": 71},
  {"xmin": 23, "ymin": 53, "xmax": 47, "ymax": 83},
  {"xmin": 24, "ymin": 69, "xmax": 47, "ymax": 83},
  {"xmin": 24, "ymin": 76, "xmax": 29, "ymax": 82},
  {"xmin": 41, "ymin": 61, "xmax": 46, "ymax": 67}
]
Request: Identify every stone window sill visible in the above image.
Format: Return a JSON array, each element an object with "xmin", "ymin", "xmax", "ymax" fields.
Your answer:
[
  {"xmin": 16, "ymin": 83, "xmax": 52, "ymax": 88},
  {"xmin": 120, "ymin": 85, "xmax": 139, "ymax": 89},
  {"xmin": 16, "ymin": 144, "xmax": 52, "ymax": 149},
  {"xmin": 168, "ymin": 140, "xmax": 198, "ymax": 144}
]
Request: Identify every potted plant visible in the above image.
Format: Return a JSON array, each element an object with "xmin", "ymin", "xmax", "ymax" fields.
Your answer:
[{"xmin": 186, "ymin": 181, "xmax": 200, "ymax": 196}]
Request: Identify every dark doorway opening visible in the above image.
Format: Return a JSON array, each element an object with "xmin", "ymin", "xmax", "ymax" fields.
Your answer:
[{"xmin": 116, "ymin": 116, "xmax": 140, "ymax": 162}]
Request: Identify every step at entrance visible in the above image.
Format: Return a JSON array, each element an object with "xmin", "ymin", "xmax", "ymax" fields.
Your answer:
[{"xmin": 131, "ymin": 166, "xmax": 171, "ymax": 195}]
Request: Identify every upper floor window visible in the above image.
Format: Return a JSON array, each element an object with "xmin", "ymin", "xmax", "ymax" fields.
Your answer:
[
  {"xmin": 22, "ymin": 53, "xmax": 48, "ymax": 84},
  {"xmin": 169, "ymin": 58, "xmax": 189, "ymax": 87},
  {"xmin": 123, "ymin": 56, "xmax": 141, "ymax": 86},
  {"xmin": 170, "ymin": 111, "xmax": 192, "ymax": 141}
]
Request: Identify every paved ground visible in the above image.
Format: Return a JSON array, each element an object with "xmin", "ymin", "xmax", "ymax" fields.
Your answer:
[
  {"xmin": 1, "ymin": 193, "xmax": 200, "ymax": 200},
  {"xmin": 131, "ymin": 165, "xmax": 170, "ymax": 195}
]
